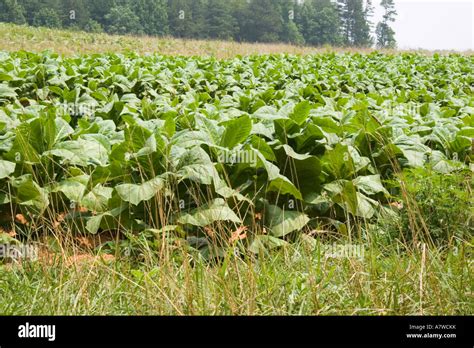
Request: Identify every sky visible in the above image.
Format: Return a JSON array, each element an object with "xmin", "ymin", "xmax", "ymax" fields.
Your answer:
[{"xmin": 372, "ymin": 0, "xmax": 474, "ymax": 51}]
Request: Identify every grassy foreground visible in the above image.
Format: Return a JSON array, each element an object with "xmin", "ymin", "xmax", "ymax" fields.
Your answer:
[{"xmin": 1, "ymin": 240, "xmax": 471, "ymax": 315}]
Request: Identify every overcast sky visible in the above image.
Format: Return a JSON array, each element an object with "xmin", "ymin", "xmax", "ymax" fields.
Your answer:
[{"xmin": 372, "ymin": 0, "xmax": 473, "ymax": 51}]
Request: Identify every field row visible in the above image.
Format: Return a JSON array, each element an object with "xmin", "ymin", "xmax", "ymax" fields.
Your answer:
[{"xmin": 0, "ymin": 52, "xmax": 472, "ymax": 255}]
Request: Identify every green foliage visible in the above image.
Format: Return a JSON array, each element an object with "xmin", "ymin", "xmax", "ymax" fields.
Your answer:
[
  {"xmin": 83, "ymin": 19, "xmax": 102, "ymax": 33},
  {"xmin": 281, "ymin": 20, "xmax": 305, "ymax": 45},
  {"xmin": 167, "ymin": 0, "xmax": 193, "ymax": 38},
  {"xmin": 32, "ymin": 7, "xmax": 62, "ymax": 28},
  {"xmin": 376, "ymin": 22, "xmax": 396, "ymax": 49},
  {"xmin": 207, "ymin": 0, "xmax": 238, "ymax": 41},
  {"xmin": 376, "ymin": 0, "xmax": 397, "ymax": 48},
  {"xmin": 338, "ymin": 0, "xmax": 373, "ymax": 46},
  {"xmin": 133, "ymin": 0, "xmax": 168, "ymax": 36},
  {"xmin": 384, "ymin": 168, "xmax": 473, "ymax": 243},
  {"xmin": 240, "ymin": 0, "xmax": 283, "ymax": 42},
  {"xmin": 60, "ymin": 0, "xmax": 90, "ymax": 28},
  {"xmin": 0, "ymin": 51, "xmax": 471, "ymax": 256},
  {"xmin": 0, "ymin": 0, "xmax": 390, "ymax": 47},
  {"xmin": 188, "ymin": 0, "xmax": 209, "ymax": 39},
  {"xmin": 0, "ymin": 0, "xmax": 26, "ymax": 25},
  {"xmin": 105, "ymin": 5, "xmax": 143, "ymax": 35}
]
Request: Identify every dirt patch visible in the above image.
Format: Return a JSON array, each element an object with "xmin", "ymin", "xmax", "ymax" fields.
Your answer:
[
  {"xmin": 75, "ymin": 231, "xmax": 118, "ymax": 251},
  {"xmin": 64, "ymin": 253, "xmax": 115, "ymax": 268}
]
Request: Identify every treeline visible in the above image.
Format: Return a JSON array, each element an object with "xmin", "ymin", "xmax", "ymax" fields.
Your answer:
[{"xmin": 0, "ymin": 0, "xmax": 397, "ymax": 48}]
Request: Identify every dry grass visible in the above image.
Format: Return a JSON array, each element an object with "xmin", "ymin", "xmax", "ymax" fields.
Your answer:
[
  {"xmin": 1, "ymin": 237, "xmax": 471, "ymax": 315},
  {"xmin": 1, "ymin": 23, "xmax": 472, "ymax": 58}
]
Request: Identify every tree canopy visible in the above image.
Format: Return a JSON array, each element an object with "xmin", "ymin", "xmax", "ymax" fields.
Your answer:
[{"xmin": 0, "ymin": 0, "xmax": 397, "ymax": 48}]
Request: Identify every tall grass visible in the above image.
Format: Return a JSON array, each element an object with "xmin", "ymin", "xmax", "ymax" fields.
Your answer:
[
  {"xmin": 0, "ymin": 236, "xmax": 471, "ymax": 315},
  {"xmin": 1, "ymin": 23, "xmax": 471, "ymax": 58}
]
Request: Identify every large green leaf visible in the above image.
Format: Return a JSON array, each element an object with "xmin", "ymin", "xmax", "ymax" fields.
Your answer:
[
  {"xmin": 249, "ymin": 235, "xmax": 289, "ymax": 253},
  {"xmin": 355, "ymin": 192, "xmax": 378, "ymax": 219},
  {"xmin": 176, "ymin": 147, "xmax": 217, "ymax": 185},
  {"xmin": 82, "ymin": 185, "xmax": 114, "ymax": 212},
  {"xmin": 289, "ymin": 101, "xmax": 311, "ymax": 125},
  {"xmin": 46, "ymin": 138, "xmax": 109, "ymax": 166},
  {"xmin": 353, "ymin": 175, "xmax": 389, "ymax": 195},
  {"xmin": 195, "ymin": 114, "xmax": 223, "ymax": 144},
  {"xmin": 219, "ymin": 115, "xmax": 252, "ymax": 149},
  {"xmin": 53, "ymin": 175, "xmax": 89, "ymax": 203},
  {"xmin": 116, "ymin": 176, "xmax": 165, "ymax": 206},
  {"xmin": 394, "ymin": 135, "xmax": 430, "ymax": 167},
  {"xmin": 85, "ymin": 212, "xmax": 116, "ymax": 234},
  {"xmin": 264, "ymin": 204, "xmax": 309, "ymax": 237},
  {"xmin": 0, "ymin": 84, "xmax": 17, "ymax": 99},
  {"xmin": 0, "ymin": 160, "xmax": 15, "ymax": 179},
  {"xmin": 178, "ymin": 198, "xmax": 241, "ymax": 227},
  {"xmin": 267, "ymin": 175, "xmax": 303, "ymax": 200},
  {"xmin": 11, "ymin": 175, "xmax": 49, "ymax": 213},
  {"xmin": 276, "ymin": 145, "xmax": 322, "ymax": 201},
  {"xmin": 321, "ymin": 144, "xmax": 356, "ymax": 180}
]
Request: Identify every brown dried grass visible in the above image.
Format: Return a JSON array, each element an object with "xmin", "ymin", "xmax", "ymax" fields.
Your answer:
[{"xmin": 1, "ymin": 23, "xmax": 472, "ymax": 58}]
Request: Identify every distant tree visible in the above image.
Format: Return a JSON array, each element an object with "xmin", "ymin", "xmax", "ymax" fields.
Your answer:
[
  {"xmin": 351, "ymin": 0, "xmax": 372, "ymax": 46},
  {"xmin": 279, "ymin": 0, "xmax": 305, "ymax": 45},
  {"xmin": 314, "ymin": 0, "xmax": 342, "ymax": 46},
  {"xmin": 241, "ymin": 0, "xmax": 283, "ymax": 42},
  {"xmin": 364, "ymin": 0, "xmax": 375, "ymax": 45},
  {"xmin": 282, "ymin": 20, "xmax": 305, "ymax": 45},
  {"xmin": 0, "ymin": 0, "xmax": 26, "ymax": 24},
  {"xmin": 337, "ymin": 0, "xmax": 351, "ymax": 44},
  {"xmin": 84, "ymin": 18, "xmax": 103, "ymax": 33},
  {"xmin": 133, "ymin": 0, "xmax": 169, "ymax": 36},
  {"xmin": 376, "ymin": 0, "xmax": 397, "ymax": 48},
  {"xmin": 365, "ymin": 0, "xmax": 375, "ymax": 31},
  {"xmin": 338, "ymin": 0, "xmax": 372, "ymax": 46},
  {"xmin": 298, "ymin": 0, "xmax": 317, "ymax": 44},
  {"xmin": 86, "ymin": 0, "xmax": 115, "ymax": 27},
  {"xmin": 207, "ymin": 0, "xmax": 238, "ymax": 40},
  {"xmin": 105, "ymin": 5, "xmax": 144, "ymax": 35},
  {"xmin": 60, "ymin": 0, "xmax": 90, "ymax": 28},
  {"xmin": 33, "ymin": 7, "xmax": 62, "ymax": 28},
  {"xmin": 167, "ymin": 0, "xmax": 194, "ymax": 38},
  {"xmin": 189, "ymin": 0, "xmax": 209, "ymax": 39},
  {"xmin": 300, "ymin": 0, "xmax": 341, "ymax": 46},
  {"xmin": 229, "ymin": 0, "xmax": 251, "ymax": 42}
]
